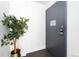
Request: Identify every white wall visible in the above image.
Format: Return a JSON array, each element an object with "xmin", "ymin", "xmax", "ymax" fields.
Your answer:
[
  {"xmin": 44, "ymin": 1, "xmax": 56, "ymax": 10},
  {"xmin": 10, "ymin": 1, "xmax": 46, "ymax": 56},
  {"xmin": 0, "ymin": 1, "xmax": 55, "ymax": 57},
  {"xmin": 67, "ymin": 2, "xmax": 79, "ymax": 57},
  {"xmin": 0, "ymin": 1, "xmax": 10, "ymax": 57}
]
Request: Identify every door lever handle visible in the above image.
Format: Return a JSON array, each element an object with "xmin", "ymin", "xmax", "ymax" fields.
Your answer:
[
  {"xmin": 59, "ymin": 25, "xmax": 64, "ymax": 35},
  {"xmin": 60, "ymin": 28, "xmax": 63, "ymax": 32}
]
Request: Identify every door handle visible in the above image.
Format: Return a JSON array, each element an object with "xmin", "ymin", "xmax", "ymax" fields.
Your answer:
[{"xmin": 59, "ymin": 25, "xmax": 64, "ymax": 35}]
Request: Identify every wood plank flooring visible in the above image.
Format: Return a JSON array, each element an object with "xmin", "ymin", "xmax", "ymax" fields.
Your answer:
[{"xmin": 26, "ymin": 49, "xmax": 52, "ymax": 57}]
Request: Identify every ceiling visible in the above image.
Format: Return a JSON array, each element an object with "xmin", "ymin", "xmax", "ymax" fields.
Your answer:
[
  {"xmin": 34, "ymin": 1, "xmax": 56, "ymax": 10},
  {"xmin": 35, "ymin": 1, "xmax": 54, "ymax": 5}
]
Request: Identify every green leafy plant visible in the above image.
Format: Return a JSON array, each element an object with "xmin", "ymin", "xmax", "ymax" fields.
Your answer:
[{"xmin": 1, "ymin": 13, "xmax": 29, "ymax": 47}]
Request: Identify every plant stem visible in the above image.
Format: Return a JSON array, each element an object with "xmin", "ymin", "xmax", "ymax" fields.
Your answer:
[{"xmin": 13, "ymin": 37, "xmax": 16, "ymax": 54}]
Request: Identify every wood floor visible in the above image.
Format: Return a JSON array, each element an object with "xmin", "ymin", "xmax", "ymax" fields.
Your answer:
[{"xmin": 26, "ymin": 49, "xmax": 53, "ymax": 57}]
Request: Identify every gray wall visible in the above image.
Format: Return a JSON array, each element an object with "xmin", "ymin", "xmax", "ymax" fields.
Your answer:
[{"xmin": 0, "ymin": 1, "xmax": 10, "ymax": 57}]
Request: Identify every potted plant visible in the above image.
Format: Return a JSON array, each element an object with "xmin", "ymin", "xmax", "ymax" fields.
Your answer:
[{"xmin": 1, "ymin": 13, "xmax": 29, "ymax": 57}]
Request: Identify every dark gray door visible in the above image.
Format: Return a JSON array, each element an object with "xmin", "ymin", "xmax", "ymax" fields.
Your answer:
[{"xmin": 46, "ymin": 1, "xmax": 67, "ymax": 57}]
